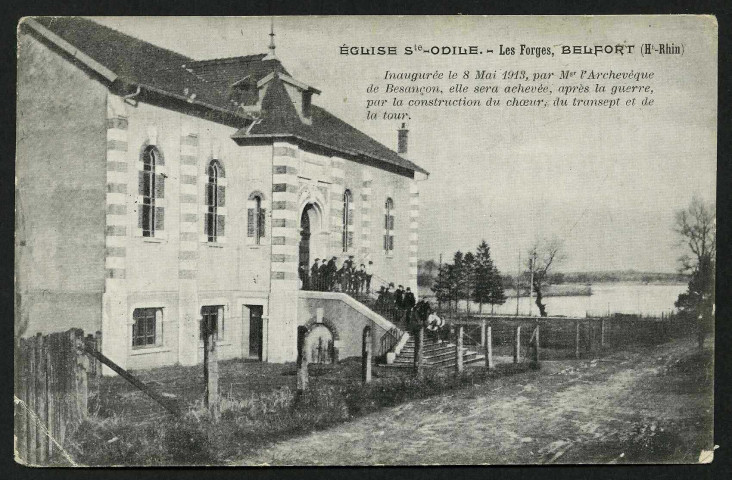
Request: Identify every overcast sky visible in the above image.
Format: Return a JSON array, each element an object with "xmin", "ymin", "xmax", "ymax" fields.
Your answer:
[{"xmin": 94, "ymin": 16, "xmax": 717, "ymax": 274}]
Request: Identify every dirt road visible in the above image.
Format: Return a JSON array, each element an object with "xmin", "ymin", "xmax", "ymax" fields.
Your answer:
[{"xmin": 237, "ymin": 337, "xmax": 713, "ymax": 465}]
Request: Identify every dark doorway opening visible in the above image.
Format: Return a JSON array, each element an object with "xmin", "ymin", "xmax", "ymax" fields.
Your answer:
[
  {"xmin": 299, "ymin": 206, "xmax": 311, "ymax": 269},
  {"xmin": 248, "ymin": 305, "xmax": 264, "ymax": 360}
]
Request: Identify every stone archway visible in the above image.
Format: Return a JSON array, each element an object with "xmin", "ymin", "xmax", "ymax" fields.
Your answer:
[{"xmin": 303, "ymin": 317, "xmax": 340, "ymax": 363}]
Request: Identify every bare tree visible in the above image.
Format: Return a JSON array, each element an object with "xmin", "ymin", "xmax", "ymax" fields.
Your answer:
[
  {"xmin": 674, "ymin": 196, "xmax": 716, "ymax": 272},
  {"xmin": 673, "ymin": 197, "xmax": 715, "ymax": 349},
  {"xmin": 527, "ymin": 237, "xmax": 566, "ymax": 317}
]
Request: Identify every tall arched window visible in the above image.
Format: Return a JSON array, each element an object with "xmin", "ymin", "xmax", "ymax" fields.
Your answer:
[
  {"xmin": 384, "ymin": 197, "xmax": 394, "ymax": 253},
  {"xmin": 138, "ymin": 145, "xmax": 165, "ymax": 237},
  {"xmin": 342, "ymin": 189, "xmax": 353, "ymax": 252},
  {"xmin": 205, "ymin": 160, "xmax": 226, "ymax": 242},
  {"xmin": 248, "ymin": 193, "xmax": 266, "ymax": 244}
]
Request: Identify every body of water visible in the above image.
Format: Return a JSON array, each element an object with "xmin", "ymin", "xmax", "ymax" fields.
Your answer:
[{"xmin": 426, "ymin": 283, "xmax": 688, "ymax": 318}]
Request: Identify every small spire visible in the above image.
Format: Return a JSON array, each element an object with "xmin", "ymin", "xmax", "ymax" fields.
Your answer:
[{"xmin": 265, "ymin": 18, "xmax": 276, "ymax": 59}]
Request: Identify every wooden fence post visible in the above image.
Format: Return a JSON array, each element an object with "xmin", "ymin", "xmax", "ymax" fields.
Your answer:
[
  {"xmin": 296, "ymin": 326, "xmax": 309, "ymax": 392},
  {"xmin": 456, "ymin": 325, "xmax": 464, "ymax": 374},
  {"xmin": 202, "ymin": 319, "xmax": 219, "ymax": 420},
  {"xmin": 45, "ymin": 334, "xmax": 55, "ymax": 461},
  {"xmin": 531, "ymin": 324, "xmax": 540, "ymax": 368},
  {"xmin": 600, "ymin": 319, "xmax": 605, "ymax": 350},
  {"xmin": 485, "ymin": 325, "xmax": 494, "ymax": 370},
  {"xmin": 513, "ymin": 325, "xmax": 521, "ymax": 364},
  {"xmin": 480, "ymin": 319, "xmax": 487, "ymax": 347},
  {"xmin": 27, "ymin": 334, "xmax": 37, "ymax": 465},
  {"xmin": 362, "ymin": 326, "xmax": 372, "ymax": 383},
  {"xmin": 414, "ymin": 326, "xmax": 424, "ymax": 378},
  {"xmin": 575, "ymin": 320, "xmax": 581, "ymax": 359},
  {"xmin": 16, "ymin": 338, "xmax": 27, "ymax": 464},
  {"xmin": 75, "ymin": 330, "xmax": 89, "ymax": 419},
  {"xmin": 36, "ymin": 333, "xmax": 48, "ymax": 463}
]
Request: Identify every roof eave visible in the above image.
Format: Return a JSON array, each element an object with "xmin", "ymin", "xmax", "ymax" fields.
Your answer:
[
  {"xmin": 22, "ymin": 17, "xmax": 118, "ymax": 84},
  {"xmin": 231, "ymin": 132, "xmax": 429, "ymax": 176}
]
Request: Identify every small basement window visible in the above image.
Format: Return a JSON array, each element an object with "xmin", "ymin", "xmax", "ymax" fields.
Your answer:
[{"xmin": 132, "ymin": 308, "xmax": 163, "ymax": 348}]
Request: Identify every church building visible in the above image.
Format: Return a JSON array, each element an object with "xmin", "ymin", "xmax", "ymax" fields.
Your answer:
[{"xmin": 16, "ymin": 17, "xmax": 428, "ymax": 370}]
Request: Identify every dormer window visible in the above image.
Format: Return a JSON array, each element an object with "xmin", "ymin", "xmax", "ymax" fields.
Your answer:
[
  {"xmin": 302, "ymin": 91, "xmax": 313, "ymax": 118},
  {"xmin": 230, "ymin": 76, "xmax": 257, "ymax": 105}
]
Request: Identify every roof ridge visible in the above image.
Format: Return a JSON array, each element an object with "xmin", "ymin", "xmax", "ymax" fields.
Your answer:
[
  {"xmin": 53, "ymin": 17, "xmax": 194, "ymax": 63},
  {"xmin": 187, "ymin": 54, "xmax": 272, "ymax": 66}
]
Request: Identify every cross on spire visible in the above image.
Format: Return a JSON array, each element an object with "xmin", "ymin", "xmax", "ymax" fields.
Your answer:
[{"xmin": 267, "ymin": 18, "xmax": 276, "ymax": 58}]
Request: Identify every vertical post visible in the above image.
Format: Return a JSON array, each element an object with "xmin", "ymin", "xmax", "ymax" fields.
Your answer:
[
  {"xmin": 27, "ymin": 335, "xmax": 37, "ymax": 465},
  {"xmin": 362, "ymin": 326, "xmax": 372, "ymax": 383},
  {"xmin": 513, "ymin": 325, "xmax": 521, "ymax": 363},
  {"xmin": 485, "ymin": 325, "xmax": 494, "ymax": 370},
  {"xmin": 414, "ymin": 326, "xmax": 424, "ymax": 378},
  {"xmin": 531, "ymin": 324, "xmax": 540, "ymax": 368},
  {"xmin": 296, "ymin": 326, "xmax": 309, "ymax": 392},
  {"xmin": 480, "ymin": 319, "xmax": 487, "ymax": 347},
  {"xmin": 202, "ymin": 319, "xmax": 219, "ymax": 420},
  {"xmin": 16, "ymin": 338, "xmax": 27, "ymax": 464},
  {"xmin": 94, "ymin": 331, "xmax": 103, "ymax": 373},
  {"xmin": 36, "ymin": 333, "xmax": 48, "ymax": 464},
  {"xmin": 575, "ymin": 320, "xmax": 581, "ymax": 359},
  {"xmin": 45, "ymin": 334, "xmax": 55, "ymax": 460},
  {"xmin": 587, "ymin": 321, "xmax": 593, "ymax": 353},
  {"xmin": 75, "ymin": 330, "xmax": 88, "ymax": 419},
  {"xmin": 456, "ymin": 325, "xmax": 464, "ymax": 374},
  {"xmin": 600, "ymin": 318, "xmax": 605, "ymax": 350}
]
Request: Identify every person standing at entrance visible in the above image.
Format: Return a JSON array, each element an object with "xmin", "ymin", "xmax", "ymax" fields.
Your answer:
[
  {"xmin": 318, "ymin": 260, "xmax": 329, "ymax": 291},
  {"xmin": 339, "ymin": 259, "xmax": 349, "ymax": 292},
  {"xmin": 326, "ymin": 256, "xmax": 338, "ymax": 291},
  {"xmin": 394, "ymin": 284, "xmax": 405, "ymax": 322},
  {"xmin": 311, "ymin": 258, "xmax": 321, "ymax": 291},
  {"xmin": 298, "ymin": 262, "xmax": 309, "ymax": 290},
  {"xmin": 365, "ymin": 261, "xmax": 374, "ymax": 294},
  {"xmin": 357, "ymin": 264, "xmax": 367, "ymax": 294},
  {"xmin": 404, "ymin": 287, "xmax": 416, "ymax": 324}
]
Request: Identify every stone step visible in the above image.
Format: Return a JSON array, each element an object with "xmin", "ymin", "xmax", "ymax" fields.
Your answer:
[
  {"xmin": 394, "ymin": 348, "xmax": 481, "ymax": 365},
  {"xmin": 399, "ymin": 343, "xmax": 455, "ymax": 354},
  {"xmin": 398, "ymin": 345, "xmax": 464, "ymax": 357},
  {"xmin": 379, "ymin": 354, "xmax": 485, "ymax": 369},
  {"xmin": 393, "ymin": 349, "xmax": 461, "ymax": 364}
]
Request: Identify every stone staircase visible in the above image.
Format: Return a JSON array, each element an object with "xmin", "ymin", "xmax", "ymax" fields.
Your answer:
[{"xmin": 383, "ymin": 336, "xmax": 485, "ymax": 369}]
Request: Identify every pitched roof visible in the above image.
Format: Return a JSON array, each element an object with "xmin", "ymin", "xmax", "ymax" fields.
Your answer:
[
  {"xmin": 27, "ymin": 16, "xmax": 427, "ymax": 176},
  {"xmin": 234, "ymin": 76, "xmax": 428, "ymax": 175}
]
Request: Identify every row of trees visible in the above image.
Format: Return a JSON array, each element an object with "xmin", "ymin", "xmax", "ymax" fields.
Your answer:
[{"xmin": 431, "ymin": 240, "xmax": 507, "ymax": 314}]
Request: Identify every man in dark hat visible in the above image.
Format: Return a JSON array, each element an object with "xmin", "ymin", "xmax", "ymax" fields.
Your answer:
[
  {"xmin": 310, "ymin": 258, "xmax": 320, "ymax": 291},
  {"xmin": 394, "ymin": 284, "xmax": 404, "ymax": 322},
  {"xmin": 298, "ymin": 261, "xmax": 309, "ymax": 290},
  {"xmin": 403, "ymin": 286, "xmax": 416, "ymax": 324},
  {"xmin": 345, "ymin": 255, "xmax": 355, "ymax": 292},
  {"xmin": 326, "ymin": 256, "xmax": 338, "ymax": 291},
  {"xmin": 365, "ymin": 260, "xmax": 374, "ymax": 294},
  {"xmin": 318, "ymin": 259, "xmax": 329, "ymax": 291},
  {"xmin": 376, "ymin": 285, "xmax": 387, "ymax": 309},
  {"xmin": 357, "ymin": 264, "xmax": 367, "ymax": 294}
]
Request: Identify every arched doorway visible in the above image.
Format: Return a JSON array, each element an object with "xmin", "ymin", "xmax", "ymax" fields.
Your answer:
[
  {"xmin": 299, "ymin": 206, "xmax": 311, "ymax": 269},
  {"xmin": 305, "ymin": 324, "xmax": 335, "ymax": 363},
  {"xmin": 299, "ymin": 203, "xmax": 323, "ymax": 271}
]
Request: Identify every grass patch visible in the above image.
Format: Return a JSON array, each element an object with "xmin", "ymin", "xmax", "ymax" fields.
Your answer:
[{"xmin": 63, "ymin": 362, "xmax": 530, "ymax": 466}]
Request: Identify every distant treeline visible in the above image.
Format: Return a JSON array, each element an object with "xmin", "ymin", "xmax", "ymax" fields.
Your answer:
[{"xmin": 419, "ymin": 261, "xmax": 688, "ymax": 288}]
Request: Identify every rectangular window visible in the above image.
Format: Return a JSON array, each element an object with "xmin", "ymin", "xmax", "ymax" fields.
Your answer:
[
  {"xmin": 201, "ymin": 305, "xmax": 225, "ymax": 341},
  {"xmin": 132, "ymin": 308, "xmax": 162, "ymax": 348}
]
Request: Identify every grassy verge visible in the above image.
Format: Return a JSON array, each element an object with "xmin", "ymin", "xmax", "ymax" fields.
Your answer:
[{"xmin": 60, "ymin": 362, "xmax": 530, "ymax": 466}]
